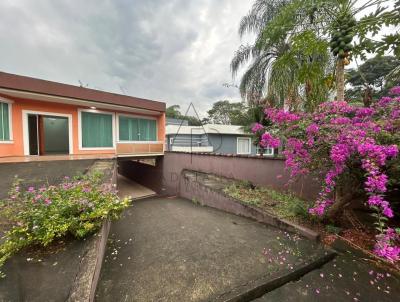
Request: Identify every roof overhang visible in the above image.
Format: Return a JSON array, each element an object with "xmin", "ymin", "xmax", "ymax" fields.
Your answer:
[
  {"xmin": 0, "ymin": 88, "xmax": 163, "ymax": 116},
  {"xmin": 0, "ymin": 72, "xmax": 166, "ymax": 114}
]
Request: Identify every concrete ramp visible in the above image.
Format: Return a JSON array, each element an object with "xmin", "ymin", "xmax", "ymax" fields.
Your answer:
[
  {"xmin": 117, "ymin": 174, "xmax": 156, "ymax": 200},
  {"xmin": 95, "ymin": 197, "xmax": 334, "ymax": 301}
]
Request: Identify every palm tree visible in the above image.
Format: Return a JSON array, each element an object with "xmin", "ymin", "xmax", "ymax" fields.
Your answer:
[
  {"xmin": 386, "ymin": 65, "xmax": 400, "ymax": 84},
  {"xmin": 231, "ymin": 0, "xmax": 333, "ymax": 111},
  {"xmin": 258, "ymin": 0, "xmax": 398, "ymax": 101},
  {"xmin": 231, "ymin": 0, "xmax": 290, "ymax": 106}
]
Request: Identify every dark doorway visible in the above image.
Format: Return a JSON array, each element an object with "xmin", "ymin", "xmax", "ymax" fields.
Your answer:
[
  {"xmin": 28, "ymin": 114, "xmax": 39, "ymax": 155},
  {"xmin": 28, "ymin": 114, "xmax": 69, "ymax": 155}
]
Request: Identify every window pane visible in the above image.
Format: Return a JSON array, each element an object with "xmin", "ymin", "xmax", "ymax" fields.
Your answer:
[
  {"xmin": 238, "ymin": 138, "xmax": 250, "ymax": 154},
  {"xmin": 139, "ymin": 119, "xmax": 149, "ymax": 141},
  {"xmin": 118, "ymin": 116, "xmax": 156, "ymax": 141},
  {"xmin": 0, "ymin": 102, "xmax": 10, "ymax": 141},
  {"xmin": 119, "ymin": 116, "xmax": 130, "ymax": 141},
  {"xmin": 119, "ymin": 116, "xmax": 140, "ymax": 141},
  {"xmin": 129, "ymin": 118, "xmax": 139, "ymax": 141},
  {"xmin": 149, "ymin": 119, "xmax": 157, "ymax": 141},
  {"xmin": 82, "ymin": 112, "xmax": 113, "ymax": 148}
]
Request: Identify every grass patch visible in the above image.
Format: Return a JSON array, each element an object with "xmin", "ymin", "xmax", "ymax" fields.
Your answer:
[{"xmin": 223, "ymin": 181, "xmax": 312, "ymax": 221}]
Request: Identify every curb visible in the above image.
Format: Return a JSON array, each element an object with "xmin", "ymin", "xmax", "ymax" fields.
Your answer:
[
  {"xmin": 214, "ymin": 250, "xmax": 337, "ymax": 302},
  {"xmin": 67, "ymin": 219, "xmax": 111, "ymax": 302},
  {"xmin": 180, "ymin": 170, "xmax": 320, "ymax": 241},
  {"xmin": 67, "ymin": 159, "xmax": 117, "ymax": 302}
]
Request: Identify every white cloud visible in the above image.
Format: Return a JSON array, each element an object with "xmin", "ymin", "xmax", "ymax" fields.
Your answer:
[{"xmin": 0, "ymin": 0, "xmax": 252, "ymax": 116}]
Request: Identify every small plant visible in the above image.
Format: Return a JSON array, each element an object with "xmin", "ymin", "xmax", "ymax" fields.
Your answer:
[
  {"xmin": 223, "ymin": 181, "xmax": 311, "ymax": 220},
  {"xmin": 223, "ymin": 183, "xmax": 264, "ymax": 206},
  {"xmin": 0, "ymin": 173, "xmax": 130, "ymax": 277},
  {"xmin": 237, "ymin": 180, "xmax": 254, "ymax": 190},
  {"xmin": 269, "ymin": 190, "xmax": 310, "ymax": 220},
  {"xmin": 192, "ymin": 197, "xmax": 201, "ymax": 205}
]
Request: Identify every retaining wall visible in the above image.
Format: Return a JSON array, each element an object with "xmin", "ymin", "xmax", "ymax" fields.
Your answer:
[
  {"xmin": 118, "ymin": 152, "xmax": 320, "ymax": 201},
  {"xmin": 0, "ymin": 159, "xmax": 96, "ymax": 199},
  {"xmin": 179, "ymin": 170, "xmax": 319, "ymax": 241}
]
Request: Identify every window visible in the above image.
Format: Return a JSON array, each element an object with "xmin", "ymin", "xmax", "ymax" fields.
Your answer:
[
  {"xmin": 119, "ymin": 116, "xmax": 157, "ymax": 141},
  {"xmin": 0, "ymin": 102, "xmax": 11, "ymax": 141},
  {"xmin": 81, "ymin": 111, "xmax": 113, "ymax": 148},
  {"xmin": 237, "ymin": 137, "xmax": 251, "ymax": 154},
  {"xmin": 257, "ymin": 146, "xmax": 274, "ymax": 156}
]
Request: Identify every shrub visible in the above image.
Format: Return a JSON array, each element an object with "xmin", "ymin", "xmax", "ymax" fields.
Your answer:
[
  {"xmin": 223, "ymin": 182, "xmax": 311, "ymax": 219},
  {"xmin": 253, "ymin": 87, "xmax": 400, "ymax": 262},
  {"xmin": 267, "ymin": 189, "xmax": 310, "ymax": 220},
  {"xmin": 0, "ymin": 173, "xmax": 130, "ymax": 277}
]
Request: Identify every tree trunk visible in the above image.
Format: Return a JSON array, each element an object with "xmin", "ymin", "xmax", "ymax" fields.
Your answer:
[
  {"xmin": 363, "ymin": 86, "xmax": 372, "ymax": 107},
  {"xmin": 326, "ymin": 183, "xmax": 354, "ymax": 220},
  {"xmin": 336, "ymin": 58, "xmax": 345, "ymax": 101}
]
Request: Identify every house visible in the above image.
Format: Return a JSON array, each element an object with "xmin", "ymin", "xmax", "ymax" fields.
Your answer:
[
  {"xmin": 165, "ymin": 123, "xmax": 274, "ymax": 156},
  {"xmin": 0, "ymin": 72, "xmax": 165, "ymax": 159}
]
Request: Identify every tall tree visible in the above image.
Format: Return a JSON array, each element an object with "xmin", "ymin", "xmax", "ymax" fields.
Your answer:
[
  {"xmin": 165, "ymin": 105, "xmax": 202, "ymax": 126},
  {"xmin": 231, "ymin": 0, "xmax": 333, "ymax": 111},
  {"xmin": 166, "ymin": 105, "xmax": 182, "ymax": 119},
  {"xmin": 346, "ymin": 55, "xmax": 400, "ymax": 105},
  {"xmin": 259, "ymin": 0, "xmax": 400, "ymax": 101},
  {"xmin": 206, "ymin": 100, "xmax": 250, "ymax": 125}
]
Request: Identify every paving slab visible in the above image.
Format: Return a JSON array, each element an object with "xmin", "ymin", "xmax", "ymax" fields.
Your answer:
[
  {"xmin": 254, "ymin": 251, "xmax": 400, "ymax": 302},
  {"xmin": 0, "ymin": 237, "xmax": 92, "ymax": 302},
  {"xmin": 95, "ymin": 197, "xmax": 331, "ymax": 302}
]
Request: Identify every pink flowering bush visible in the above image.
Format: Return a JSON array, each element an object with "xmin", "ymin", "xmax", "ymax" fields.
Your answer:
[
  {"xmin": 253, "ymin": 87, "xmax": 400, "ymax": 262},
  {"xmin": 0, "ymin": 173, "xmax": 130, "ymax": 277}
]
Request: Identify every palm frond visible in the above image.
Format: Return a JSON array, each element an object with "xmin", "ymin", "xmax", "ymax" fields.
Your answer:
[
  {"xmin": 239, "ymin": 0, "xmax": 292, "ymax": 38},
  {"xmin": 386, "ymin": 65, "xmax": 400, "ymax": 83}
]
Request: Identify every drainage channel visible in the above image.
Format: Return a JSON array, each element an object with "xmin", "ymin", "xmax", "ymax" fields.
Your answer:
[{"xmin": 215, "ymin": 251, "xmax": 337, "ymax": 302}]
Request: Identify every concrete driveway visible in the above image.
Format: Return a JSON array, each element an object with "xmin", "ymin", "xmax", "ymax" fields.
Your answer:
[
  {"xmin": 117, "ymin": 174, "xmax": 156, "ymax": 200},
  {"xmin": 95, "ymin": 197, "xmax": 330, "ymax": 302}
]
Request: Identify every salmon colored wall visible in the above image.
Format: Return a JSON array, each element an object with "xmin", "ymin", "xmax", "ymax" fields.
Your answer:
[
  {"xmin": 0, "ymin": 95, "xmax": 165, "ymax": 157},
  {"xmin": 157, "ymin": 113, "xmax": 166, "ymax": 144}
]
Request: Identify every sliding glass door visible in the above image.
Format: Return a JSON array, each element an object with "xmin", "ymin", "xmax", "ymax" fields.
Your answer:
[
  {"xmin": 81, "ymin": 111, "xmax": 113, "ymax": 148},
  {"xmin": 119, "ymin": 116, "xmax": 157, "ymax": 142}
]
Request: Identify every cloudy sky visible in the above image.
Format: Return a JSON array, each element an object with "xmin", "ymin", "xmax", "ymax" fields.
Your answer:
[{"xmin": 0, "ymin": 0, "xmax": 253, "ymax": 115}]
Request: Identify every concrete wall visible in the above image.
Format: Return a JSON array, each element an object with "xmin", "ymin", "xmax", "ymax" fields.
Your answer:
[
  {"xmin": 0, "ymin": 159, "xmax": 96, "ymax": 199},
  {"xmin": 118, "ymin": 152, "xmax": 320, "ymax": 201}
]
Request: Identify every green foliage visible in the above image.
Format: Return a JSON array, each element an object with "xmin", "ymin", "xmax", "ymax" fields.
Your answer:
[
  {"xmin": 166, "ymin": 105, "xmax": 182, "ymax": 119},
  {"xmin": 206, "ymin": 100, "xmax": 250, "ymax": 125},
  {"xmin": 233, "ymin": 0, "xmax": 334, "ymax": 109},
  {"xmin": 165, "ymin": 105, "xmax": 202, "ymax": 126},
  {"xmin": 0, "ymin": 174, "xmax": 130, "ymax": 277},
  {"xmin": 223, "ymin": 181, "xmax": 310, "ymax": 219},
  {"xmin": 233, "ymin": 0, "xmax": 400, "ymax": 108},
  {"xmin": 267, "ymin": 189, "xmax": 310, "ymax": 219},
  {"xmin": 223, "ymin": 183, "xmax": 266, "ymax": 206},
  {"xmin": 354, "ymin": 1, "xmax": 400, "ymax": 59},
  {"xmin": 268, "ymin": 30, "xmax": 332, "ymax": 111},
  {"xmin": 346, "ymin": 56, "xmax": 400, "ymax": 104}
]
